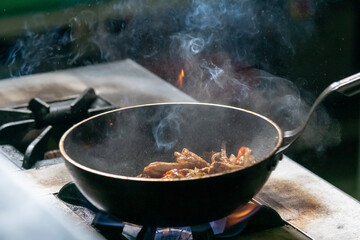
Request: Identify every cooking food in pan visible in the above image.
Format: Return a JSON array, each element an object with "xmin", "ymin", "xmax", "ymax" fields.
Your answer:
[
  {"xmin": 140, "ymin": 142, "xmax": 256, "ymax": 179},
  {"xmin": 60, "ymin": 72, "xmax": 360, "ymax": 227}
]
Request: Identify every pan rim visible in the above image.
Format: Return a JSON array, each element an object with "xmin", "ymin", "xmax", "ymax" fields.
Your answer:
[{"xmin": 59, "ymin": 102, "xmax": 283, "ymax": 182}]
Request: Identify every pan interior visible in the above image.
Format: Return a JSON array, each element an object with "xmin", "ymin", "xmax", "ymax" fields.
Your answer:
[{"xmin": 62, "ymin": 103, "xmax": 281, "ymax": 177}]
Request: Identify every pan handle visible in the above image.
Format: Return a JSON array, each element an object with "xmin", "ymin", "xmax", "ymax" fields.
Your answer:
[{"xmin": 276, "ymin": 72, "xmax": 360, "ymax": 154}]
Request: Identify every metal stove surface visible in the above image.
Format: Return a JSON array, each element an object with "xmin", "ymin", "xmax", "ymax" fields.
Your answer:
[
  {"xmin": 0, "ymin": 59, "xmax": 194, "ymax": 108},
  {"xmin": 0, "ymin": 60, "xmax": 360, "ymax": 239}
]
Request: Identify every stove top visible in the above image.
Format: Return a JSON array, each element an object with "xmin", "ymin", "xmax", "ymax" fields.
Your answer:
[
  {"xmin": 1, "ymin": 60, "xmax": 360, "ymax": 239},
  {"xmin": 57, "ymin": 182, "xmax": 288, "ymax": 239},
  {"xmin": 0, "ymin": 88, "xmax": 115, "ymax": 169}
]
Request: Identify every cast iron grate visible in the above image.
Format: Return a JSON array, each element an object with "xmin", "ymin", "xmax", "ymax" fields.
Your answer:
[
  {"xmin": 58, "ymin": 182, "xmax": 285, "ymax": 240},
  {"xmin": 0, "ymin": 88, "xmax": 115, "ymax": 169}
]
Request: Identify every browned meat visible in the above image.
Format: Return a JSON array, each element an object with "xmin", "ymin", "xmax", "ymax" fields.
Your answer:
[
  {"xmin": 208, "ymin": 161, "xmax": 241, "ymax": 174},
  {"xmin": 162, "ymin": 168, "xmax": 190, "ymax": 179},
  {"xmin": 143, "ymin": 162, "xmax": 191, "ymax": 178},
  {"xmin": 234, "ymin": 146, "xmax": 256, "ymax": 167},
  {"xmin": 174, "ymin": 148, "xmax": 210, "ymax": 168},
  {"xmin": 163, "ymin": 167, "xmax": 210, "ymax": 179},
  {"xmin": 142, "ymin": 149, "xmax": 209, "ymax": 178},
  {"xmin": 140, "ymin": 144, "xmax": 256, "ymax": 179}
]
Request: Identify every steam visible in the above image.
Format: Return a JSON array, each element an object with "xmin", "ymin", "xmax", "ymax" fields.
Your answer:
[
  {"xmin": 4, "ymin": 0, "xmax": 340, "ymax": 151},
  {"xmin": 152, "ymin": 111, "xmax": 181, "ymax": 151},
  {"xmin": 7, "ymin": 29, "xmax": 72, "ymax": 77},
  {"xmin": 166, "ymin": 0, "xmax": 340, "ymax": 151},
  {"xmin": 173, "ymin": 0, "xmax": 313, "ymax": 67},
  {"xmin": 6, "ymin": 0, "xmax": 316, "ymax": 77},
  {"xmin": 6, "ymin": 10, "xmax": 107, "ymax": 77}
]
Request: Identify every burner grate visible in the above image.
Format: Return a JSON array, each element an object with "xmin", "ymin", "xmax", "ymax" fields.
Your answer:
[
  {"xmin": 57, "ymin": 182, "xmax": 285, "ymax": 240},
  {"xmin": 0, "ymin": 88, "xmax": 115, "ymax": 169}
]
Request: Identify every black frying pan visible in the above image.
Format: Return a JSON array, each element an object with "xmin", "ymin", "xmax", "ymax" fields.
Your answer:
[{"xmin": 59, "ymin": 73, "xmax": 360, "ymax": 227}]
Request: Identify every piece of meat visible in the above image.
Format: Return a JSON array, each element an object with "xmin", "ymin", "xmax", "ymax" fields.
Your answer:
[
  {"xmin": 142, "ymin": 148, "xmax": 209, "ymax": 178},
  {"xmin": 140, "ymin": 145, "xmax": 256, "ymax": 179},
  {"xmin": 185, "ymin": 167, "xmax": 210, "ymax": 178},
  {"xmin": 211, "ymin": 152, "xmax": 221, "ymax": 163},
  {"xmin": 235, "ymin": 147, "xmax": 256, "ymax": 167},
  {"xmin": 143, "ymin": 162, "xmax": 192, "ymax": 178},
  {"xmin": 174, "ymin": 148, "xmax": 210, "ymax": 168},
  {"xmin": 163, "ymin": 167, "xmax": 210, "ymax": 179},
  {"xmin": 162, "ymin": 168, "xmax": 190, "ymax": 179},
  {"xmin": 142, "ymin": 148, "xmax": 210, "ymax": 178},
  {"xmin": 211, "ymin": 143, "xmax": 235, "ymax": 164},
  {"xmin": 208, "ymin": 161, "xmax": 242, "ymax": 174}
]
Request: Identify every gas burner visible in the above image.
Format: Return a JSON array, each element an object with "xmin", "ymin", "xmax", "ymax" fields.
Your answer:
[
  {"xmin": 58, "ymin": 182, "xmax": 285, "ymax": 240},
  {"xmin": 0, "ymin": 88, "xmax": 115, "ymax": 169}
]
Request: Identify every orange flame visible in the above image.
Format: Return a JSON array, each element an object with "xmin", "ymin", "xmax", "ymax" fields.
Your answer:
[
  {"xmin": 177, "ymin": 69, "xmax": 185, "ymax": 89},
  {"xmin": 225, "ymin": 201, "xmax": 261, "ymax": 228}
]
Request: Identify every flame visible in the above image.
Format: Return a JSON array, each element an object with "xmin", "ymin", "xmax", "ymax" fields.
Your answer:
[
  {"xmin": 225, "ymin": 201, "xmax": 261, "ymax": 228},
  {"xmin": 177, "ymin": 69, "xmax": 185, "ymax": 89}
]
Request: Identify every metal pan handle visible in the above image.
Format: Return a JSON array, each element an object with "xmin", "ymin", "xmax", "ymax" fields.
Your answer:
[{"xmin": 276, "ymin": 72, "xmax": 360, "ymax": 154}]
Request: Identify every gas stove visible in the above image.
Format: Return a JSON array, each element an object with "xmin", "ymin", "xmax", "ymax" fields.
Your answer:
[
  {"xmin": 57, "ymin": 181, "xmax": 287, "ymax": 239},
  {"xmin": 1, "ymin": 60, "xmax": 360, "ymax": 239},
  {"xmin": 0, "ymin": 88, "xmax": 115, "ymax": 169}
]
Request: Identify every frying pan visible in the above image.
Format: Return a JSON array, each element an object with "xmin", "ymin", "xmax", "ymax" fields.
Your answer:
[{"xmin": 59, "ymin": 73, "xmax": 360, "ymax": 227}]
